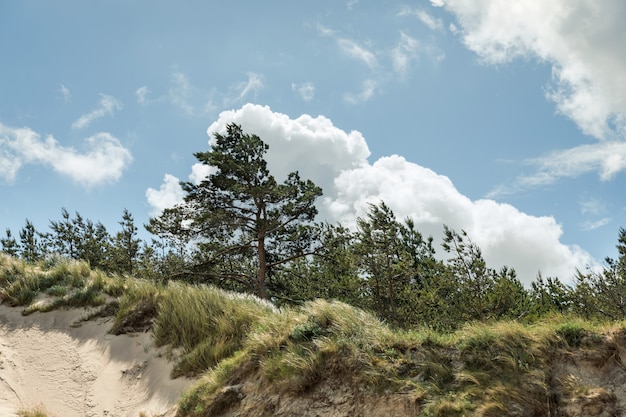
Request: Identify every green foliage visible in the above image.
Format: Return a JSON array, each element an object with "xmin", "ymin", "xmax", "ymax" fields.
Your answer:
[
  {"xmin": 354, "ymin": 202, "xmax": 437, "ymax": 325},
  {"xmin": 556, "ymin": 322, "xmax": 587, "ymax": 347},
  {"xmin": 152, "ymin": 282, "xmax": 276, "ymax": 377},
  {"xmin": 148, "ymin": 123, "xmax": 322, "ymax": 299},
  {"xmin": 6, "ymin": 254, "xmax": 626, "ymax": 417},
  {"xmin": 1, "ymin": 228, "xmax": 19, "ymax": 256}
]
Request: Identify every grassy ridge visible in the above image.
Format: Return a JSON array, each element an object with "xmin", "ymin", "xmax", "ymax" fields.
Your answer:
[{"xmin": 0, "ymin": 253, "xmax": 623, "ymax": 417}]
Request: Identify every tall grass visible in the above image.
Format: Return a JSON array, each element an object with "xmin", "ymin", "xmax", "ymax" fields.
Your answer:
[
  {"xmin": 2, "ymin": 254, "xmax": 626, "ymax": 416},
  {"xmin": 0, "ymin": 254, "xmax": 125, "ymax": 314},
  {"xmin": 152, "ymin": 282, "xmax": 277, "ymax": 377}
]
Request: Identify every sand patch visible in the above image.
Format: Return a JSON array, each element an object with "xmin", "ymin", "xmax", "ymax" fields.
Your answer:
[{"xmin": 0, "ymin": 304, "xmax": 192, "ymax": 417}]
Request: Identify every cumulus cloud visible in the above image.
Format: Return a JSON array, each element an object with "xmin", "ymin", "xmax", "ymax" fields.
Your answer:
[
  {"xmin": 0, "ymin": 123, "xmax": 132, "ymax": 187},
  {"xmin": 147, "ymin": 104, "xmax": 594, "ymax": 284},
  {"xmin": 433, "ymin": 0, "xmax": 626, "ymax": 142},
  {"xmin": 327, "ymin": 154, "xmax": 593, "ymax": 282},
  {"xmin": 205, "ymin": 104, "xmax": 370, "ymax": 190},
  {"xmin": 71, "ymin": 94, "xmax": 122, "ymax": 129},
  {"xmin": 0, "ymin": 152, "xmax": 21, "ymax": 182},
  {"xmin": 145, "ymin": 174, "xmax": 186, "ymax": 216}
]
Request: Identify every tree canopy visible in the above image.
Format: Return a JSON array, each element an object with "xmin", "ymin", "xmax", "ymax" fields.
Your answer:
[{"xmin": 148, "ymin": 123, "xmax": 322, "ymax": 299}]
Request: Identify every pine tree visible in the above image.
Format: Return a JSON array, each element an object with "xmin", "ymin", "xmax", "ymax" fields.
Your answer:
[{"xmin": 148, "ymin": 123, "xmax": 322, "ymax": 299}]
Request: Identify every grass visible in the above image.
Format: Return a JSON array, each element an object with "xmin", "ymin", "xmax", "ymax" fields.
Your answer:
[
  {"xmin": 2, "ymin": 253, "xmax": 626, "ymax": 416},
  {"xmin": 16, "ymin": 405, "xmax": 57, "ymax": 417},
  {"xmin": 0, "ymin": 254, "xmax": 124, "ymax": 314}
]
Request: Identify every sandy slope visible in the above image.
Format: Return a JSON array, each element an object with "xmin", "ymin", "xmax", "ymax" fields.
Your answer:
[{"xmin": 0, "ymin": 304, "xmax": 193, "ymax": 417}]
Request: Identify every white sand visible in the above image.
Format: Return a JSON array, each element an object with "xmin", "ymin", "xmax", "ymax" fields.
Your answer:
[{"xmin": 0, "ymin": 304, "xmax": 193, "ymax": 417}]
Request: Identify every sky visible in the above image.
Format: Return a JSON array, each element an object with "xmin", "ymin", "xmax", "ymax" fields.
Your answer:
[{"xmin": 2, "ymin": 0, "xmax": 626, "ymax": 285}]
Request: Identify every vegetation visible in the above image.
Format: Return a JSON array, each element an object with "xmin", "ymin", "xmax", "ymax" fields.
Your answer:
[
  {"xmin": 4, "ymin": 125, "xmax": 626, "ymax": 415},
  {"xmin": 16, "ymin": 405, "xmax": 57, "ymax": 417},
  {"xmin": 3, "ymin": 125, "xmax": 626, "ymax": 331},
  {"xmin": 2, "ymin": 253, "xmax": 625, "ymax": 416}
]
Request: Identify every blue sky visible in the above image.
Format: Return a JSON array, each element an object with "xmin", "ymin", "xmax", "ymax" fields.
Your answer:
[{"xmin": 2, "ymin": 0, "xmax": 626, "ymax": 285}]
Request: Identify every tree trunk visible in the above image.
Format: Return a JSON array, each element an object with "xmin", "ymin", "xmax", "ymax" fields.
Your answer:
[{"xmin": 257, "ymin": 232, "xmax": 267, "ymax": 299}]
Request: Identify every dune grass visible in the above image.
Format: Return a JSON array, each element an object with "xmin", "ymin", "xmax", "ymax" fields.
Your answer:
[
  {"xmin": 16, "ymin": 404, "xmax": 57, "ymax": 417},
  {"xmin": 1, "ymin": 253, "xmax": 625, "ymax": 417},
  {"xmin": 0, "ymin": 254, "xmax": 124, "ymax": 315}
]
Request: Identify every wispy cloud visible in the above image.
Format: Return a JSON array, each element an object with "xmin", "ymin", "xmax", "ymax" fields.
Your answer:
[
  {"xmin": 392, "ymin": 32, "xmax": 420, "ymax": 76},
  {"xmin": 168, "ymin": 72, "xmax": 195, "ymax": 115},
  {"xmin": 59, "ymin": 84, "xmax": 71, "ymax": 102},
  {"xmin": 136, "ymin": 86, "xmax": 151, "ymax": 105},
  {"xmin": 292, "ymin": 82, "xmax": 315, "ymax": 101},
  {"xmin": 580, "ymin": 218, "xmax": 610, "ymax": 231},
  {"xmin": 71, "ymin": 94, "xmax": 122, "ymax": 129},
  {"xmin": 137, "ymin": 71, "xmax": 262, "ymax": 115},
  {"xmin": 0, "ymin": 123, "xmax": 132, "ymax": 187},
  {"xmin": 344, "ymin": 79, "xmax": 377, "ymax": 104},
  {"xmin": 488, "ymin": 141, "xmax": 626, "ymax": 197},
  {"xmin": 435, "ymin": 0, "xmax": 626, "ymax": 141},
  {"xmin": 136, "ymin": 72, "xmax": 199, "ymax": 114},
  {"xmin": 318, "ymin": 22, "xmax": 443, "ymax": 104},
  {"xmin": 346, "ymin": 0, "xmax": 359, "ymax": 10},
  {"xmin": 580, "ymin": 197, "xmax": 606, "ymax": 216},
  {"xmin": 234, "ymin": 72, "xmax": 264, "ymax": 102},
  {"xmin": 523, "ymin": 142, "xmax": 626, "ymax": 186},
  {"xmin": 337, "ymin": 38, "xmax": 378, "ymax": 69},
  {"xmin": 398, "ymin": 6, "xmax": 444, "ymax": 31}
]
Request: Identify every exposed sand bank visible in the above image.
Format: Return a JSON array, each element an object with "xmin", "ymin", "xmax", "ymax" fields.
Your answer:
[{"xmin": 0, "ymin": 304, "xmax": 193, "ymax": 417}]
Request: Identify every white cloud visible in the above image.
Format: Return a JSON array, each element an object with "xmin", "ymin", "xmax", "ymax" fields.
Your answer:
[
  {"xmin": 71, "ymin": 94, "xmax": 122, "ymax": 129},
  {"xmin": 491, "ymin": 141, "xmax": 626, "ymax": 196},
  {"xmin": 136, "ymin": 86, "xmax": 151, "ymax": 105},
  {"xmin": 327, "ymin": 154, "xmax": 593, "ymax": 283},
  {"xmin": 147, "ymin": 104, "xmax": 594, "ymax": 284},
  {"xmin": 59, "ymin": 84, "xmax": 71, "ymax": 102},
  {"xmin": 580, "ymin": 218, "xmax": 610, "ymax": 232},
  {"xmin": 137, "ymin": 71, "xmax": 218, "ymax": 116},
  {"xmin": 337, "ymin": 38, "xmax": 378, "ymax": 69},
  {"xmin": 189, "ymin": 163, "xmax": 216, "ymax": 185},
  {"xmin": 145, "ymin": 174, "xmax": 186, "ymax": 216},
  {"xmin": 0, "ymin": 151, "xmax": 21, "ymax": 183},
  {"xmin": 291, "ymin": 82, "xmax": 315, "ymax": 101},
  {"xmin": 391, "ymin": 32, "xmax": 420, "ymax": 76},
  {"xmin": 0, "ymin": 123, "xmax": 132, "ymax": 187},
  {"xmin": 580, "ymin": 197, "xmax": 606, "ymax": 216},
  {"xmin": 205, "ymin": 104, "xmax": 370, "ymax": 190},
  {"xmin": 231, "ymin": 72, "xmax": 264, "ymax": 104},
  {"xmin": 168, "ymin": 72, "xmax": 196, "ymax": 115},
  {"xmin": 433, "ymin": 0, "xmax": 626, "ymax": 142},
  {"xmin": 398, "ymin": 7, "xmax": 445, "ymax": 31},
  {"xmin": 344, "ymin": 79, "xmax": 378, "ymax": 104}
]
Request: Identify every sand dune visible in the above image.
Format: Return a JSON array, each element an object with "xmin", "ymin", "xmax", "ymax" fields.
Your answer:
[{"xmin": 0, "ymin": 304, "xmax": 193, "ymax": 417}]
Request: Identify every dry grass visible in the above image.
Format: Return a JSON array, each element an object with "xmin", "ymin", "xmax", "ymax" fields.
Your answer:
[
  {"xmin": 16, "ymin": 404, "xmax": 57, "ymax": 417},
  {"xmin": 3, "ymin": 253, "xmax": 626, "ymax": 417}
]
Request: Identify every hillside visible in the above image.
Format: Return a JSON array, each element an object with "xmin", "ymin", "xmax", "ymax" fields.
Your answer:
[{"xmin": 1, "ymin": 254, "xmax": 626, "ymax": 417}]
